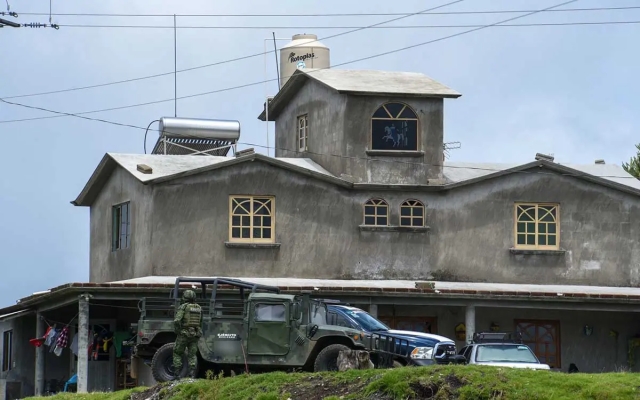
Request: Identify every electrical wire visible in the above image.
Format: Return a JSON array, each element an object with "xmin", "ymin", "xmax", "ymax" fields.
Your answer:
[
  {"xmin": 0, "ymin": 0, "xmax": 585, "ymax": 124},
  {"xmin": 1, "ymin": 97, "xmax": 637, "ymax": 181},
  {"xmin": 0, "ymin": 0, "xmax": 464, "ymax": 100},
  {"xmin": 51, "ymin": 21, "xmax": 640, "ymax": 29},
  {"xmin": 15, "ymin": 6, "xmax": 640, "ymax": 18}
]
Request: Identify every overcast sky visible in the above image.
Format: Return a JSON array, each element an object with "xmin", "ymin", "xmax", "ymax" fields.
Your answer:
[{"xmin": 0, "ymin": 0, "xmax": 638, "ymax": 307}]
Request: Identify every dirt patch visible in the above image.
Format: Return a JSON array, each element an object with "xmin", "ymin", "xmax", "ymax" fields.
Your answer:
[
  {"xmin": 282, "ymin": 374, "xmax": 387, "ymax": 400},
  {"xmin": 130, "ymin": 379, "xmax": 196, "ymax": 400},
  {"xmin": 444, "ymin": 373, "xmax": 464, "ymax": 391},
  {"xmin": 409, "ymin": 382, "xmax": 439, "ymax": 398}
]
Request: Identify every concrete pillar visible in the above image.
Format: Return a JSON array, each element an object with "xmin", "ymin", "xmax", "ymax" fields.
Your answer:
[
  {"xmin": 77, "ymin": 294, "xmax": 90, "ymax": 393},
  {"xmin": 34, "ymin": 313, "xmax": 45, "ymax": 396},
  {"xmin": 465, "ymin": 305, "xmax": 476, "ymax": 344},
  {"xmin": 369, "ymin": 304, "xmax": 378, "ymax": 319}
]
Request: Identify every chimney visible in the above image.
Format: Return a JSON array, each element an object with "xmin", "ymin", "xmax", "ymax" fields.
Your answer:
[
  {"xmin": 535, "ymin": 153, "xmax": 554, "ymax": 162},
  {"xmin": 595, "ymin": 159, "xmax": 605, "ymax": 164}
]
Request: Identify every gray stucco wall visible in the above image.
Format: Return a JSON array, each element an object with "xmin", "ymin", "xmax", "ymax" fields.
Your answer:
[
  {"xmin": 378, "ymin": 304, "xmax": 640, "ymax": 373},
  {"xmin": 274, "ymin": 79, "xmax": 445, "ymax": 184},
  {"xmin": 1, "ymin": 318, "xmax": 36, "ymax": 399},
  {"xmin": 90, "ymin": 167, "xmax": 153, "ymax": 282},
  {"xmin": 90, "ymin": 159, "xmax": 640, "ymax": 286}
]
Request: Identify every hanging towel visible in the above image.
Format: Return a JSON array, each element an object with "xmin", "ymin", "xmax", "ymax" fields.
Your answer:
[
  {"xmin": 54, "ymin": 345, "xmax": 63, "ymax": 357},
  {"xmin": 56, "ymin": 326, "xmax": 69, "ymax": 348},
  {"xmin": 113, "ymin": 332, "xmax": 131, "ymax": 358},
  {"xmin": 44, "ymin": 328, "xmax": 58, "ymax": 346},
  {"xmin": 70, "ymin": 334, "xmax": 78, "ymax": 356}
]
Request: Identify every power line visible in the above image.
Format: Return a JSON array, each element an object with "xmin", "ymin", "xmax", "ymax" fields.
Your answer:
[
  {"xmin": 0, "ymin": 0, "xmax": 586, "ymax": 124},
  {"xmin": 0, "ymin": 97, "xmax": 636, "ymax": 181},
  {"xmin": 49, "ymin": 21, "xmax": 640, "ymax": 29},
  {"xmin": 0, "ymin": 0, "xmax": 464, "ymax": 100},
  {"xmin": 15, "ymin": 6, "xmax": 640, "ymax": 18}
]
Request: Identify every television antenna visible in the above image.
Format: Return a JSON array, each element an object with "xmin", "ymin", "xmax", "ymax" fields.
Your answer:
[{"xmin": 443, "ymin": 141, "xmax": 461, "ymax": 159}]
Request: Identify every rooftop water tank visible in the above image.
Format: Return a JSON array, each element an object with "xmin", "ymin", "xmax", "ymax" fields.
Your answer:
[{"xmin": 279, "ymin": 34, "xmax": 330, "ymax": 89}]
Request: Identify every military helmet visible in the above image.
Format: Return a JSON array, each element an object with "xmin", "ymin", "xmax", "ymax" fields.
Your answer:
[{"xmin": 183, "ymin": 289, "xmax": 196, "ymax": 301}]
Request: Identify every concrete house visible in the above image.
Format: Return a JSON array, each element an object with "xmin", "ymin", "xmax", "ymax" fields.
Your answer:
[{"xmin": 2, "ymin": 66, "xmax": 640, "ymax": 399}]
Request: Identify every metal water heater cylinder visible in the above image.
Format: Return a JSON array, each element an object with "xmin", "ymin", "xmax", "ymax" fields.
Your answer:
[
  {"xmin": 158, "ymin": 117, "xmax": 241, "ymax": 140},
  {"xmin": 279, "ymin": 34, "xmax": 330, "ymax": 89}
]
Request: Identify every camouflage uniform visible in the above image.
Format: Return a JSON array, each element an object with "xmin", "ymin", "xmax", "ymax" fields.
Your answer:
[{"xmin": 173, "ymin": 290, "xmax": 203, "ymax": 378}]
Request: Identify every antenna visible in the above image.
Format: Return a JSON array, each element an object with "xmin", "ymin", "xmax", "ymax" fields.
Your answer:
[
  {"xmin": 264, "ymin": 35, "xmax": 289, "ymax": 157},
  {"xmin": 174, "ymin": 14, "xmax": 177, "ymax": 117},
  {"xmin": 443, "ymin": 141, "xmax": 461, "ymax": 160}
]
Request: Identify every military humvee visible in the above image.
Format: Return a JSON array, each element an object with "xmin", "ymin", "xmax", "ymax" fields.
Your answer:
[{"xmin": 131, "ymin": 277, "xmax": 390, "ymax": 381}]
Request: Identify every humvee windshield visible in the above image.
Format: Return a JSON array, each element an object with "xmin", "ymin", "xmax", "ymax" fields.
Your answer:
[{"xmin": 310, "ymin": 301, "xmax": 327, "ymax": 324}]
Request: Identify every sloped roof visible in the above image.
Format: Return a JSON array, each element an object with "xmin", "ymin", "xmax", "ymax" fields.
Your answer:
[
  {"xmin": 72, "ymin": 152, "xmax": 640, "ymax": 207},
  {"xmin": 259, "ymin": 68, "xmax": 461, "ymax": 121},
  {"xmin": 443, "ymin": 161, "xmax": 640, "ymax": 192},
  {"xmin": 72, "ymin": 152, "xmax": 345, "ymax": 206}
]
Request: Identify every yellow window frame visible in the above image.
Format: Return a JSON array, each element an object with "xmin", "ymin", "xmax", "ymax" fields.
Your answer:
[
  {"xmin": 229, "ymin": 195, "xmax": 275, "ymax": 243},
  {"xmin": 514, "ymin": 202, "xmax": 560, "ymax": 250},
  {"xmin": 400, "ymin": 199, "xmax": 425, "ymax": 227}
]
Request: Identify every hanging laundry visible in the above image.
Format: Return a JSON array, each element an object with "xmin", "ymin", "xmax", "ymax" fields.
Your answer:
[
  {"xmin": 56, "ymin": 326, "xmax": 69, "ymax": 348},
  {"xmin": 44, "ymin": 327, "xmax": 58, "ymax": 347},
  {"xmin": 113, "ymin": 331, "xmax": 132, "ymax": 358},
  {"xmin": 29, "ymin": 338, "xmax": 45, "ymax": 347},
  {"xmin": 70, "ymin": 334, "xmax": 78, "ymax": 356}
]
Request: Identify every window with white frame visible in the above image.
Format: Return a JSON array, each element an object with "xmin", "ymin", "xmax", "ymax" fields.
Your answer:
[{"xmin": 297, "ymin": 114, "xmax": 308, "ymax": 151}]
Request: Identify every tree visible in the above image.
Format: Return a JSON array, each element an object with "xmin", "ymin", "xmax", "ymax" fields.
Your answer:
[{"xmin": 622, "ymin": 143, "xmax": 640, "ymax": 179}]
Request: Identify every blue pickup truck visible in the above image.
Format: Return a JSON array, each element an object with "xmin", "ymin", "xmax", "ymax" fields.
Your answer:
[{"xmin": 326, "ymin": 304, "xmax": 464, "ymax": 367}]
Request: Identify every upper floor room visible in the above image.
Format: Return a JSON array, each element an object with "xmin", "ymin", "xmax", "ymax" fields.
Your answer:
[
  {"xmin": 258, "ymin": 68, "xmax": 461, "ymax": 185},
  {"xmin": 72, "ymin": 151, "xmax": 640, "ymax": 288}
]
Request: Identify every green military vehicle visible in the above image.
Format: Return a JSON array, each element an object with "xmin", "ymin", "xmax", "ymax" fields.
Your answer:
[{"xmin": 131, "ymin": 277, "xmax": 393, "ymax": 381}]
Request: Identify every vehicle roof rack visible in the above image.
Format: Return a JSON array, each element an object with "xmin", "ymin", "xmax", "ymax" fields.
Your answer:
[{"xmin": 472, "ymin": 332, "xmax": 523, "ymax": 344}]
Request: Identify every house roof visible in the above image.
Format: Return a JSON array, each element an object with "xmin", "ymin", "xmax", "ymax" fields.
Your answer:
[
  {"xmin": 258, "ymin": 68, "xmax": 461, "ymax": 121},
  {"xmin": 72, "ymin": 152, "xmax": 640, "ymax": 207},
  {"xmin": 72, "ymin": 152, "xmax": 345, "ymax": 206},
  {"xmin": 443, "ymin": 161, "xmax": 640, "ymax": 193},
  {"xmin": 4, "ymin": 275, "xmax": 640, "ymax": 317}
]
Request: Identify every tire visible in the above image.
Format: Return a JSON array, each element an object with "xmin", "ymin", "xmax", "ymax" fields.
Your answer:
[
  {"xmin": 313, "ymin": 344, "xmax": 351, "ymax": 372},
  {"xmin": 151, "ymin": 342, "xmax": 195, "ymax": 382}
]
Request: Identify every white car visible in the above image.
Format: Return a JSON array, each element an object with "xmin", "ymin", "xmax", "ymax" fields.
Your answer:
[{"xmin": 458, "ymin": 333, "xmax": 551, "ymax": 370}]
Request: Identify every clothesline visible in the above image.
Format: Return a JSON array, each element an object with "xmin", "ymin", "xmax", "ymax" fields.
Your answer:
[{"xmin": 41, "ymin": 312, "xmax": 79, "ymax": 329}]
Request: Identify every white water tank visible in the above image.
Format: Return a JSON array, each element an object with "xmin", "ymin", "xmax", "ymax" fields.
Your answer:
[{"xmin": 279, "ymin": 34, "xmax": 330, "ymax": 89}]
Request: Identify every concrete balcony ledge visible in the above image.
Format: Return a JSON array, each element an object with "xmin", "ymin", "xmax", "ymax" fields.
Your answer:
[
  {"xmin": 359, "ymin": 225, "xmax": 430, "ymax": 233},
  {"xmin": 365, "ymin": 150, "xmax": 425, "ymax": 157},
  {"xmin": 224, "ymin": 242, "xmax": 281, "ymax": 249},
  {"xmin": 509, "ymin": 248, "xmax": 566, "ymax": 256}
]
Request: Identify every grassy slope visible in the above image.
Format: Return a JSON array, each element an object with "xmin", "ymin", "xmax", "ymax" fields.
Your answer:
[{"xmin": 27, "ymin": 366, "xmax": 640, "ymax": 400}]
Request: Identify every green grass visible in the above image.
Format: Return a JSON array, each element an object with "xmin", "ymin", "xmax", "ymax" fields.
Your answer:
[{"xmin": 25, "ymin": 365, "xmax": 640, "ymax": 400}]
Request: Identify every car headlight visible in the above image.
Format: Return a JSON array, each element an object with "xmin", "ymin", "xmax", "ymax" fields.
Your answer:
[{"xmin": 410, "ymin": 347, "xmax": 434, "ymax": 360}]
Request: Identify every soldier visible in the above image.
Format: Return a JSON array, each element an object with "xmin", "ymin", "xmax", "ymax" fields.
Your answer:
[{"xmin": 172, "ymin": 289, "xmax": 202, "ymax": 379}]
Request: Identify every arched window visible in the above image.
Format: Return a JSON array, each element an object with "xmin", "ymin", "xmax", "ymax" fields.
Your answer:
[
  {"xmin": 400, "ymin": 200, "xmax": 425, "ymax": 227},
  {"xmin": 363, "ymin": 198, "xmax": 388, "ymax": 226},
  {"xmin": 371, "ymin": 102, "xmax": 419, "ymax": 151}
]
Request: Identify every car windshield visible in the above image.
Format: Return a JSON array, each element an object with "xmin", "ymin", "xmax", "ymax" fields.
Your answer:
[
  {"xmin": 343, "ymin": 310, "xmax": 389, "ymax": 332},
  {"xmin": 475, "ymin": 345, "xmax": 539, "ymax": 363}
]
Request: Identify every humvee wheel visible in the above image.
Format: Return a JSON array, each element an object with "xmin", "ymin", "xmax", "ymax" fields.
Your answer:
[
  {"xmin": 151, "ymin": 342, "xmax": 196, "ymax": 382},
  {"xmin": 314, "ymin": 344, "xmax": 350, "ymax": 372}
]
